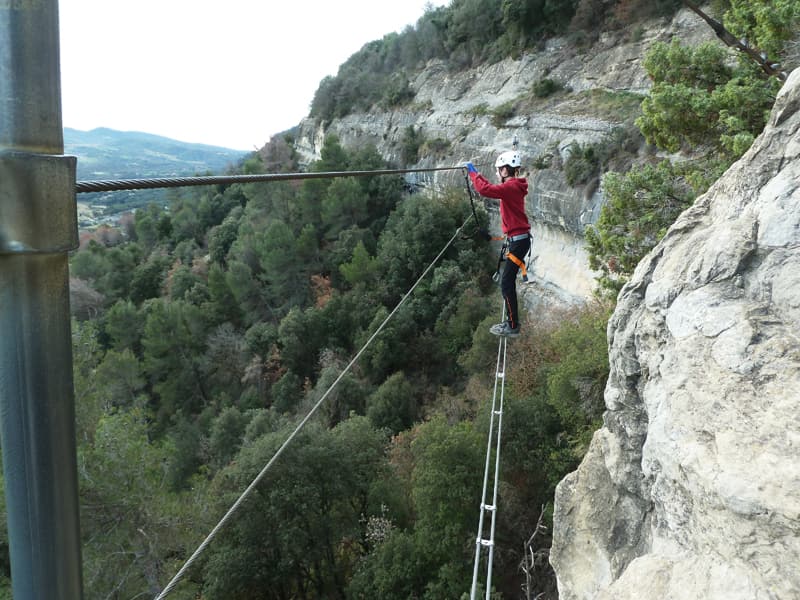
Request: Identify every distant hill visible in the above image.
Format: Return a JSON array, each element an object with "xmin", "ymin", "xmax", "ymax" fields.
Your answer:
[
  {"xmin": 65, "ymin": 127, "xmax": 249, "ymax": 223},
  {"xmin": 65, "ymin": 127, "xmax": 248, "ymax": 181}
]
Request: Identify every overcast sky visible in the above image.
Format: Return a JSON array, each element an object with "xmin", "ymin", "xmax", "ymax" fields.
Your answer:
[{"xmin": 59, "ymin": 1, "xmax": 448, "ymax": 151}]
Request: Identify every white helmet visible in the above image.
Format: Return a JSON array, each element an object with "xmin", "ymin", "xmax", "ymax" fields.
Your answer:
[{"xmin": 495, "ymin": 150, "xmax": 522, "ymax": 169}]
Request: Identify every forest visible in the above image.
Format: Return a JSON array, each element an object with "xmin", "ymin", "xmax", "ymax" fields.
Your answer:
[
  {"xmin": 1, "ymin": 0, "xmax": 797, "ymax": 598},
  {"xmin": 60, "ymin": 133, "xmax": 612, "ymax": 599}
]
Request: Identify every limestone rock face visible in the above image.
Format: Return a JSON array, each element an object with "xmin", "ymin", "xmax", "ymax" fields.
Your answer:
[
  {"xmin": 550, "ymin": 69, "xmax": 800, "ymax": 599},
  {"xmin": 292, "ymin": 9, "xmax": 712, "ymax": 305}
]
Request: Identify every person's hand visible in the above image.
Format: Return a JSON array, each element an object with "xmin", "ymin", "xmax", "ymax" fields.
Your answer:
[{"xmin": 465, "ymin": 162, "xmax": 477, "ymax": 174}]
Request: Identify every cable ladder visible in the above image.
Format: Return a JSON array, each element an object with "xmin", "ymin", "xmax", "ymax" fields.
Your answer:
[{"xmin": 470, "ymin": 314, "xmax": 509, "ymax": 600}]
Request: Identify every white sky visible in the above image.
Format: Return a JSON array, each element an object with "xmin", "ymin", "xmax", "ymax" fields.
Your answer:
[{"xmin": 59, "ymin": 1, "xmax": 448, "ymax": 151}]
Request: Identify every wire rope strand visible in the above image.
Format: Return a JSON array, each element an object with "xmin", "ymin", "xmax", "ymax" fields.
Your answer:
[
  {"xmin": 76, "ymin": 165, "xmax": 466, "ymax": 194},
  {"xmin": 154, "ymin": 213, "xmax": 474, "ymax": 600}
]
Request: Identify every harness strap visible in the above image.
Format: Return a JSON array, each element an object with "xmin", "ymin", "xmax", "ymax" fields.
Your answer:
[{"xmin": 506, "ymin": 251, "xmax": 528, "ymax": 282}]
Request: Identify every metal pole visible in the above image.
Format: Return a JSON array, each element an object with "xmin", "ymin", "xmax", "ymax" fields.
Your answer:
[{"xmin": 0, "ymin": 0, "xmax": 84, "ymax": 598}]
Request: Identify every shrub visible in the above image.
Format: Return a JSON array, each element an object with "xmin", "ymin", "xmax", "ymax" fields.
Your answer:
[
  {"xmin": 400, "ymin": 125, "xmax": 423, "ymax": 165},
  {"xmin": 563, "ymin": 141, "xmax": 599, "ymax": 186},
  {"xmin": 490, "ymin": 101, "xmax": 516, "ymax": 127},
  {"xmin": 532, "ymin": 77, "xmax": 564, "ymax": 98}
]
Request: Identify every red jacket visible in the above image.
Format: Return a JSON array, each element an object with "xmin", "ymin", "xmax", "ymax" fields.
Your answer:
[{"xmin": 469, "ymin": 172, "xmax": 530, "ymax": 237}]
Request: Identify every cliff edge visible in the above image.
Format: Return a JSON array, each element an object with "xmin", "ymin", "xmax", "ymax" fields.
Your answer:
[{"xmin": 550, "ymin": 68, "xmax": 800, "ymax": 599}]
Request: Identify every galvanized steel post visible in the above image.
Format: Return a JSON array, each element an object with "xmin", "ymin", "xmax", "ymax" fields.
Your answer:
[{"xmin": 0, "ymin": 0, "xmax": 84, "ymax": 598}]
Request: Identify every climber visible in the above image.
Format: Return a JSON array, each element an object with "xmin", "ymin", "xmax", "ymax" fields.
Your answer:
[{"xmin": 466, "ymin": 151, "xmax": 531, "ymax": 338}]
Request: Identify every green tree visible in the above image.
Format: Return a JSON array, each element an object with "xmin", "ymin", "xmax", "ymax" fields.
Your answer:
[
  {"xmin": 351, "ymin": 417, "xmax": 483, "ymax": 599},
  {"xmin": 724, "ymin": 0, "xmax": 800, "ymax": 61},
  {"xmin": 356, "ymin": 306, "xmax": 420, "ymax": 384},
  {"xmin": 588, "ymin": 33, "xmax": 781, "ymax": 296},
  {"xmin": 226, "ymin": 260, "xmax": 269, "ymax": 325},
  {"xmin": 134, "ymin": 203, "xmax": 171, "ymax": 250},
  {"xmin": 103, "ymin": 298, "xmax": 143, "ymax": 352},
  {"xmin": 97, "ymin": 243, "xmax": 142, "ymax": 303},
  {"xmin": 347, "ymin": 530, "xmax": 422, "ymax": 600},
  {"xmin": 129, "ymin": 253, "xmax": 171, "ymax": 304},
  {"xmin": 208, "ymin": 207, "xmax": 242, "ymax": 266},
  {"xmin": 94, "ymin": 348, "xmax": 146, "ymax": 409},
  {"xmin": 317, "ymin": 287, "xmax": 375, "ymax": 352},
  {"xmin": 203, "ymin": 417, "xmax": 393, "ymax": 599},
  {"xmin": 271, "ymin": 370, "xmax": 303, "ymax": 414},
  {"xmin": 141, "ymin": 299, "xmax": 210, "ymax": 424},
  {"xmin": 204, "ymin": 263, "xmax": 243, "ymax": 325},
  {"xmin": 375, "ymin": 194, "xmax": 460, "ymax": 302},
  {"xmin": 254, "ymin": 220, "xmax": 309, "ymax": 312},
  {"xmin": 637, "ymin": 40, "xmax": 779, "ymax": 160},
  {"xmin": 0, "ymin": 467, "xmax": 10, "ymax": 598},
  {"xmin": 203, "ymin": 322, "xmax": 250, "ymax": 400},
  {"xmin": 401, "ymin": 125, "xmax": 423, "ymax": 165},
  {"xmin": 208, "ymin": 406, "xmax": 249, "ymax": 470},
  {"xmin": 366, "ymin": 371, "xmax": 417, "ymax": 434},
  {"xmin": 313, "ymin": 356, "xmax": 369, "ymax": 427},
  {"xmin": 79, "ymin": 409, "xmax": 202, "ymax": 598},
  {"xmin": 277, "ymin": 306, "xmax": 321, "ymax": 380},
  {"xmin": 165, "ymin": 415, "xmax": 204, "ymax": 490},
  {"xmin": 434, "ymin": 285, "xmax": 492, "ymax": 359},
  {"xmin": 543, "ymin": 304, "xmax": 610, "ymax": 453},
  {"xmin": 339, "ymin": 241, "xmax": 379, "ymax": 288},
  {"xmin": 72, "ymin": 319, "xmax": 105, "ymax": 442},
  {"xmin": 70, "ymin": 240, "xmax": 110, "ymax": 282},
  {"xmin": 167, "ymin": 262, "xmax": 200, "ymax": 301},
  {"xmin": 170, "ymin": 201, "xmax": 203, "ymax": 245},
  {"xmin": 586, "ymin": 160, "xmax": 695, "ymax": 293},
  {"xmin": 322, "ymin": 177, "xmax": 369, "ymax": 240},
  {"xmin": 410, "ymin": 418, "xmax": 482, "ymax": 567}
]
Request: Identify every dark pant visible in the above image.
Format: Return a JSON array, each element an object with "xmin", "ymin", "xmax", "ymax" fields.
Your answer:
[{"xmin": 502, "ymin": 237, "xmax": 530, "ymax": 329}]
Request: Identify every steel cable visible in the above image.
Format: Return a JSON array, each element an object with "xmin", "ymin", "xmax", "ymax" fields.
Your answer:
[{"xmin": 76, "ymin": 165, "xmax": 466, "ymax": 193}]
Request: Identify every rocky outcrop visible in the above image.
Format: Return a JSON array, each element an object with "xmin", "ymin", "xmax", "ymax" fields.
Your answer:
[
  {"xmin": 293, "ymin": 9, "xmax": 714, "ymax": 305},
  {"xmin": 550, "ymin": 67, "xmax": 800, "ymax": 600}
]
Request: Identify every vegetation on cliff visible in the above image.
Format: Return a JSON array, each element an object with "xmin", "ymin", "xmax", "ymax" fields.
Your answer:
[
  {"xmin": 310, "ymin": 0, "xmax": 684, "ymax": 122},
  {"xmin": 586, "ymin": 0, "xmax": 797, "ymax": 294}
]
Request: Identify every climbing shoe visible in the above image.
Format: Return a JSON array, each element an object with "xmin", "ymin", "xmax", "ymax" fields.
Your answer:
[{"xmin": 489, "ymin": 321, "xmax": 520, "ymax": 338}]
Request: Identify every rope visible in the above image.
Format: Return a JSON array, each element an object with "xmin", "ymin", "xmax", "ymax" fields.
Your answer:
[
  {"xmin": 76, "ymin": 166, "xmax": 463, "ymax": 194},
  {"xmin": 154, "ymin": 212, "xmax": 474, "ymax": 600}
]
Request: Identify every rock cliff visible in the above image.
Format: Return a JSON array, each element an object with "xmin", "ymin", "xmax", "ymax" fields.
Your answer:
[
  {"xmin": 550, "ymin": 67, "xmax": 800, "ymax": 599},
  {"xmin": 293, "ymin": 8, "xmax": 713, "ymax": 306}
]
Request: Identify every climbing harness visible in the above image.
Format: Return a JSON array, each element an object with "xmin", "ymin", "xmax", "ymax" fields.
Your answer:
[
  {"xmin": 492, "ymin": 233, "xmax": 534, "ymax": 285},
  {"xmin": 470, "ymin": 306, "xmax": 509, "ymax": 600}
]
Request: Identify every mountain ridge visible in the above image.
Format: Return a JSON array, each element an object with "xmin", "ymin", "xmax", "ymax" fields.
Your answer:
[
  {"xmin": 65, "ymin": 126, "xmax": 248, "ymax": 181},
  {"xmin": 65, "ymin": 126, "xmax": 249, "ymax": 224}
]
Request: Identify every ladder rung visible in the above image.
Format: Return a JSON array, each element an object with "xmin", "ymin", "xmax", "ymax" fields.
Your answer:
[
  {"xmin": 493, "ymin": 409, "xmax": 502, "ymax": 415},
  {"xmin": 496, "ymin": 372, "xmax": 505, "ymax": 379},
  {"xmin": 480, "ymin": 539, "xmax": 494, "ymax": 547},
  {"xmin": 481, "ymin": 503, "xmax": 496, "ymax": 511}
]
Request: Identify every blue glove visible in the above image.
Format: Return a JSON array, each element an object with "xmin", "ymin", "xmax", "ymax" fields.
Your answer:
[{"xmin": 465, "ymin": 162, "xmax": 477, "ymax": 174}]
